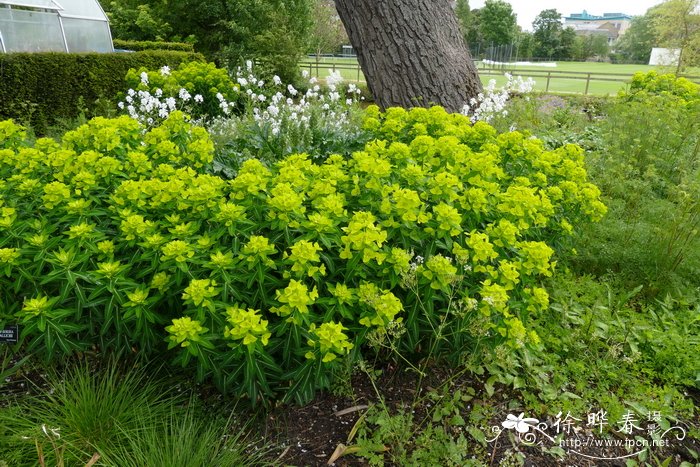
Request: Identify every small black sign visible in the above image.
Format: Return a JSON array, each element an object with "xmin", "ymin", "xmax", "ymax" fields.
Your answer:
[{"xmin": 0, "ymin": 325, "xmax": 19, "ymax": 343}]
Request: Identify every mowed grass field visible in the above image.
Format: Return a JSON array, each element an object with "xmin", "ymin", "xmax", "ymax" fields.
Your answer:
[{"xmin": 300, "ymin": 56, "xmax": 700, "ymax": 96}]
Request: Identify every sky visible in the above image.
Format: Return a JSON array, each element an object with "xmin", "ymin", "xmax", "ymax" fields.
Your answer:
[{"xmin": 468, "ymin": 0, "xmax": 664, "ymax": 31}]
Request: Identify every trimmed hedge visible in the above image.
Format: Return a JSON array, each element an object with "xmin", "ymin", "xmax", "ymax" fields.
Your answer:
[
  {"xmin": 112, "ymin": 39, "xmax": 195, "ymax": 53},
  {"xmin": 0, "ymin": 51, "xmax": 204, "ymax": 134}
]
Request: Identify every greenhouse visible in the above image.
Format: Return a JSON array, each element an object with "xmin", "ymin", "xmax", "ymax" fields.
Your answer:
[{"xmin": 0, "ymin": 0, "xmax": 113, "ymax": 53}]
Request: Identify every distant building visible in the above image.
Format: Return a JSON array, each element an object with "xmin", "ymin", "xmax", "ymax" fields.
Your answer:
[{"xmin": 564, "ymin": 11, "xmax": 632, "ymax": 45}]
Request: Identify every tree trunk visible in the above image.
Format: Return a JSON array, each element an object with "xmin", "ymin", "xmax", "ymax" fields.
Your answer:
[{"xmin": 334, "ymin": 0, "xmax": 482, "ymax": 113}]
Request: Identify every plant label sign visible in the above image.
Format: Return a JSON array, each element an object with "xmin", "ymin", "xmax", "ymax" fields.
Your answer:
[{"xmin": 0, "ymin": 325, "xmax": 18, "ymax": 343}]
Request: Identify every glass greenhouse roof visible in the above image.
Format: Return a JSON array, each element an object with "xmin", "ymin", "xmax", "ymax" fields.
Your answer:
[{"xmin": 0, "ymin": 0, "xmax": 113, "ymax": 53}]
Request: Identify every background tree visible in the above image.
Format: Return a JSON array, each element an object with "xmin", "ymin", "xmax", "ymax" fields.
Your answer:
[
  {"xmin": 556, "ymin": 26, "xmax": 578, "ymax": 60},
  {"xmin": 101, "ymin": 0, "xmax": 313, "ymax": 82},
  {"xmin": 572, "ymin": 34, "xmax": 610, "ymax": 61},
  {"xmin": 615, "ymin": 12, "xmax": 659, "ymax": 63},
  {"xmin": 479, "ymin": 0, "xmax": 517, "ymax": 47},
  {"xmin": 104, "ymin": 1, "xmax": 173, "ymax": 42},
  {"xmin": 464, "ymin": 8, "xmax": 485, "ymax": 57},
  {"xmin": 308, "ymin": 0, "xmax": 349, "ymax": 59},
  {"xmin": 514, "ymin": 30, "xmax": 535, "ymax": 60},
  {"xmin": 533, "ymin": 9, "xmax": 563, "ymax": 59},
  {"xmin": 334, "ymin": 0, "xmax": 482, "ymax": 112},
  {"xmin": 653, "ymin": 0, "xmax": 700, "ymax": 71}
]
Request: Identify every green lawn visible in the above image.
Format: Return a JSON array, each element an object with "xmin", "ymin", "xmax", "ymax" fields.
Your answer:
[{"xmin": 300, "ymin": 56, "xmax": 700, "ymax": 96}]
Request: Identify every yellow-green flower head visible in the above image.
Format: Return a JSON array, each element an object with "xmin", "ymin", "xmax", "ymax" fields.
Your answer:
[
  {"xmin": 286, "ymin": 240, "xmax": 325, "ymax": 277},
  {"xmin": 42, "ymin": 181, "xmax": 71, "ymax": 209},
  {"xmin": 125, "ymin": 287, "xmax": 149, "ymax": 307},
  {"xmin": 97, "ymin": 240, "xmax": 114, "ymax": 256},
  {"xmin": 485, "ymin": 219, "xmax": 520, "ymax": 248},
  {"xmin": 223, "ymin": 306, "xmax": 271, "ymax": 346},
  {"xmin": 340, "ymin": 211, "xmax": 388, "ymax": 264},
  {"xmin": 305, "ymin": 322, "xmax": 354, "ymax": 363},
  {"xmin": 391, "ymin": 188, "xmax": 422, "ymax": 222},
  {"xmin": 95, "ymin": 261, "xmax": 125, "ymax": 278},
  {"xmin": 182, "ymin": 278, "xmax": 219, "ymax": 309},
  {"xmin": 66, "ymin": 222, "xmax": 96, "ymax": 240},
  {"xmin": 27, "ymin": 233, "xmax": 48, "ymax": 247},
  {"xmin": 65, "ymin": 198, "xmax": 92, "ymax": 215},
  {"xmin": 72, "ymin": 170, "xmax": 97, "ymax": 190},
  {"xmin": 52, "ymin": 248, "xmax": 76, "ymax": 268},
  {"xmin": 161, "ymin": 240, "xmax": 195, "ymax": 263},
  {"xmin": 169, "ymin": 222, "xmax": 198, "ymax": 237},
  {"xmin": 497, "ymin": 261, "xmax": 520, "ymax": 290},
  {"xmin": 166, "ymin": 317, "xmax": 207, "ymax": 348},
  {"xmin": 371, "ymin": 291, "xmax": 403, "ymax": 325},
  {"xmin": 15, "ymin": 178, "xmax": 41, "ymax": 195},
  {"xmin": 22, "ymin": 295, "xmax": 55, "ymax": 315},
  {"xmin": 429, "ymin": 172, "xmax": 462, "ymax": 199},
  {"xmin": 525, "ymin": 287, "xmax": 550, "ymax": 312},
  {"xmin": 275, "ymin": 280, "xmax": 318, "ymax": 314},
  {"xmin": 500, "ymin": 316, "xmax": 527, "ymax": 346},
  {"xmin": 215, "ymin": 201, "xmax": 246, "ymax": 227},
  {"xmin": 328, "ymin": 283, "xmax": 355, "ymax": 305},
  {"xmin": 150, "ymin": 271, "xmax": 170, "ymax": 292},
  {"xmin": 142, "ymin": 234, "xmax": 166, "ymax": 249},
  {"xmin": 208, "ymin": 250, "xmax": 235, "ymax": 269},
  {"xmin": 387, "ymin": 247, "xmax": 412, "ymax": 274},
  {"xmin": 466, "ymin": 231, "xmax": 498, "ymax": 264},
  {"xmin": 305, "ymin": 212, "xmax": 335, "ymax": 234},
  {"xmin": 120, "ymin": 214, "xmax": 154, "ymax": 241},
  {"xmin": 479, "ymin": 280, "xmax": 509, "ymax": 315},
  {"xmin": 432, "ymin": 203, "xmax": 463, "ymax": 237},
  {"xmin": 422, "ymin": 254, "xmax": 458, "ymax": 290},
  {"xmin": 516, "ymin": 241, "xmax": 555, "ymax": 277},
  {"xmin": 267, "ymin": 183, "xmax": 306, "ymax": 220},
  {"xmin": 0, "ymin": 247, "xmax": 20, "ymax": 265},
  {"xmin": 314, "ymin": 193, "xmax": 346, "ymax": 218},
  {"xmin": 241, "ymin": 235, "xmax": 276, "ymax": 267}
]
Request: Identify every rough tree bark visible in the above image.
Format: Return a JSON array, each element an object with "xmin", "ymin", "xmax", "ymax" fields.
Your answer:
[{"xmin": 334, "ymin": 0, "xmax": 482, "ymax": 113}]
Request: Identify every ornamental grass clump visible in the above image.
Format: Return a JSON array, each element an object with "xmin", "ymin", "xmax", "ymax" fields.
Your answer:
[{"xmin": 0, "ymin": 106, "xmax": 605, "ymax": 404}]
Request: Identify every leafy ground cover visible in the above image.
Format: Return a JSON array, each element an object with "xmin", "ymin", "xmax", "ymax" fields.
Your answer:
[{"xmin": 0, "ymin": 66, "xmax": 698, "ymax": 466}]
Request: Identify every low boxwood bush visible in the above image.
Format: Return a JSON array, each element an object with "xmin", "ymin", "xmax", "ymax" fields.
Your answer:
[
  {"xmin": 0, "ymin": 51, "xmax": 204, "ymax": 134},
  {"xmin": 0, "ymin": 107, "xmax": 605, "ymax": 404},
  {"xmin": 621, "ymin": 70, "xmax": 700, "ymax": 103},
  {"xmin": 123, "ymin": 61, "xmax": 240, "ymax": 121},
  {"xmin": 113, "ymin": 39, "xmax": 195, "ymax": 52}
]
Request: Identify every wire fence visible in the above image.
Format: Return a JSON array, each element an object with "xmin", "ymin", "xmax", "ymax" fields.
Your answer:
[{"xmin": 300, "ymin": 60, "xmax": 700, "ymax": 95}]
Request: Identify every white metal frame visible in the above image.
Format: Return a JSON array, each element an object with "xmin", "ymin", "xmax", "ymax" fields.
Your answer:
[{"xmin": 0, "ymin": 0, "xmax": 113, "ymax": 53}]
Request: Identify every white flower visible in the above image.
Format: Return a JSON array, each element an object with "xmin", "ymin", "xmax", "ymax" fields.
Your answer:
[
  {"xmin": 273, "ymin": 75, "xmax": 282, "ymax": 86},
  {"xmin": 258, "ymin": 94, "xmax": 266, "ymax": 102},
  {"xmin": 160, "ymin": 65, "xmax": 171, "ymax": 76},
  {"xmin": 287, "ymin": 84, "xmax": 298, "ymax": 96},
  {"xmin": 117, "ymin": 101, "xmax": 125, "ymax": 109},
  {"xmin": 502, "ymin": 413, "xmax": 539, "ymax": 433},
  {"xmin": 246, "ymin": 60, "xmax": 253, "ymax": 70},
  {"xmin": 194, "ymin": 94, "xmax": 204, "ymax": 103},
  {"xmin": 179, "ymin": 88, "xmax": 191, "ymax": 101},
  {"xmin": 237, "ymin": 77, "xmax": 249, "ymax": 87},
  {"xmin": 326, "ymin": 70, "xmax": 344, "ymax": 87},
  {"xmin": 140, "ymin": 72, "xmax": 149, "ymax": 85},
  {"xmin": 301, "ymin": 70, "xmax": 309, "ymax": 78}
]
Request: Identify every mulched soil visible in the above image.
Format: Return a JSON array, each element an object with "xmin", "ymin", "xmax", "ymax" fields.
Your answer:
[{"xmin": 260, "ymin": 362, "xmax": 700, "ymax": 467}]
